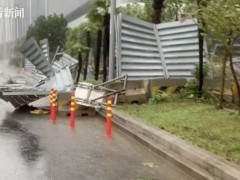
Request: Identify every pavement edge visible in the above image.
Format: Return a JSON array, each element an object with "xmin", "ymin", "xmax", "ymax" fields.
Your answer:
[{"xmin": 96, "ymin": 108, "xmax": 240, "ymax": 180}]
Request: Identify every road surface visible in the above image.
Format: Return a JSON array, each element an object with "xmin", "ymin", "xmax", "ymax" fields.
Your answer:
[{"xmin": 0, "ymin": 100, "xmax": 194, "ymax": 180}]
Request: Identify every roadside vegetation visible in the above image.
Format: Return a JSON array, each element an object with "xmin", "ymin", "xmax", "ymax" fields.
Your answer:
[
  {"xmin": 119, "ymin": 100, "xmax": 240, "ymax": 164},
  {"xmin": 26, "ymin": 14, "xmax": 68, "ymax": 58},
  {"xmin": 117, "ymin": 0, "xmax": 240, "ymax": 163}
]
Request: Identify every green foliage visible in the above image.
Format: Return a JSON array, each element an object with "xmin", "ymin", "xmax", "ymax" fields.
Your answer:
[
  {"xmin": 179, "ymin": 64, "xmax": 210, "ymax": 99},
  {"xmin": 162, "ymin": 0, "xmax": 198, "ymax": 22},
  {"xmin": 87, "ymin": 0, "xmax": 110, "ymax": 29},
  {"xmin": 65, "ymin": 22, "xmax": 94, "ymax": 57},
  {"xmin": 199, "ymin": 0, "xmax": 240, "ymax": 110},
  {"xmin": 192, "ymin": 63, "xmax": 210, "ymax": 79},
  {"xmin": 178, "ymin": 79, "xmax": 199, "ymax": 99},
  {"xmin": 26, "ymin": 14, "xmax": 68, "ymax": 56},
  {"xmin": 143, "ymin": 0, "xmax": 153, "ymax": 21},
  {"xmin": 139, "ymin": 0, "xmax": 198, "ymax": 23},
  {"xmin": 117, "ymin": 2, "xmax": 151, "ymax": 22},
  {"xmin": 119, "ymin": 102, "xmax": 240, "ymax": 163},
  {"xmin": 200, "ymin": 0, "xmax": 240, "ymax": 48},
  {"xmin": 149, "ymin": 91, "xmax": 171, "ymax": 104},
  {"xmin": 185, "ymin": 79, "xmax": 198, "ymax": 95}
]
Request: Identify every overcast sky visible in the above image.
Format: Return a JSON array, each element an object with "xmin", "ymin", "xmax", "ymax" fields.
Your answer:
[{"xmin": 47, "ymin": 0, "xmax": 89, "ymax": 16}]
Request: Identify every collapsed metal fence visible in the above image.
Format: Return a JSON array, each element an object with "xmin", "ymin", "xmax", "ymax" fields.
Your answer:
[
  {"xmin": 116, "ymin": 14, "xmax": 207, "ymax": 80},
  {"xmin": 0, "ymin": 37, "xmax": 79, "ymax": 108}
]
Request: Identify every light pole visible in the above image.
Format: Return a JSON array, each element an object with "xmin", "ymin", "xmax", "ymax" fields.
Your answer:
[
  {"xmin": 108, "ymin": 0, "xmax": 116, "ymax": 80},
  {"xmin": 45, "ymin": 0, "xmax": 48, "ymax": 18},
  {"xmin": 29, "ymin": 0, "xmax": 32, "ymax": 24}
]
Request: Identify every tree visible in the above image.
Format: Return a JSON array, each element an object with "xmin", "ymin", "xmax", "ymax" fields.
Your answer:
[
  {"xmin": 87, "ymin": 0, "xmax": 110, "ymax": 81},
  {"xmin": 152, "ymin": 0, "xmax": 165, "ymax": 23},
  {"xmin": 65, "ymin": 22, "xmax": 91, "ymax": 56},
  {"xmin": 26, "ymin": 14, "xmax": 68, "ymax": 58},
  {"xmin": 117, "ymin": 2, "xmax": 151, "ymax": 22},
  {"xmin": 87, "ymin": 0, "xmax": 110, "ymax": 27},
  {"xmin": 141, "ymin": 0, "xmax": 197, "ymax": 23},
  {"xmin": 200, "ymin": 0, "xmax": 240, "ymax": 112}
]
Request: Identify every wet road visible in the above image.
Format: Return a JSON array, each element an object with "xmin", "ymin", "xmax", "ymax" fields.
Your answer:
[{"xmin": 0, "ymin": 101, "xmax": 194, "ymax": 180}]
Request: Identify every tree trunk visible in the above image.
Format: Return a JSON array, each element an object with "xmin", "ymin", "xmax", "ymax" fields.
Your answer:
[
  {"xmin": 95, "ymin": 29, "xmax": 102, "ymax": 81},
  {"xmin": 229, "ymin": 53, "xmax": 240, "ymax": 114},
  {"xmin": 152, "ymin": 0, "xmax": 164, "ymax": 24},
  {"xmin": 75, "ymin": 51, "xmax": 82, "ymax": 84},
  {"xmin": 197, "ymin": 0, "xmax": 206, "ymax": 98},
  {"xmin": 103, "ymin": 13, "xmax": 110, "ymax": 82},
  {"xmin": 219, "ymin": 52, "xmax": 228, "ymax": 109},
  {"xmin": 83, "ymin": 31, "xmax": 91, "ymax": 80}
]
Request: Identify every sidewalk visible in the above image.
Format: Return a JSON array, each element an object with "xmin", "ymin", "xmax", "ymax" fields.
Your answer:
[{"xmin": 97, "ymin": 108, "xmax": 240, "ymax": 180}]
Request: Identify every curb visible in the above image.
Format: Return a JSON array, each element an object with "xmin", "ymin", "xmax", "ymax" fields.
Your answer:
[{"xmin": 97, "ymin": 108, "xmax": 240, "ymax": 180}]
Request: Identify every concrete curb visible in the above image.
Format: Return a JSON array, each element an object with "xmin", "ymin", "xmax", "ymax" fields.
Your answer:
[{"xmin": 97, "ymin": 108, "xmax": 240, "ymax": 180}]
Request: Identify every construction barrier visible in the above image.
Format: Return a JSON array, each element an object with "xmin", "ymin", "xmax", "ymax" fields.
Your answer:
[
  {"xmin": 148, "ymin": 78, "xmax": 187, "ymax": 97},
  {"xmin": 106, "ymin": 97, "xmax": 112, "ymax": 137},
  {"xmin": 70, "ymin": 93, "xmax": 75, "ymax": 129},
  {"xmin": 107, "ymin": 80, "xmax": 147, "ymax": 104}
]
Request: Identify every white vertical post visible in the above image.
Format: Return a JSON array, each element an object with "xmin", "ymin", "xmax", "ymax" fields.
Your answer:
[
  {"xmin": 108, "ymin": 0, "xmax": 116, "ymax": 80},
  {"xmin": 29, "ymin": 0, "xmax": 32, "ymax": 24},
  {"xmin": 45, "ymin": 0, "xmax": 48, "ymax": 18}
]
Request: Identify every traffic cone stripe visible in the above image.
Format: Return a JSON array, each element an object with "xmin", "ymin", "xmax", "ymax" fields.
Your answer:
[
  {"xmin": 70, "ymin": 94, "xmax": 75, "ymax": 129},
  {"xmin": 106, "ymin": 97, "xmax": 112, "ymax": 137},
  {"xmin": 50, "ymin": 89, "xmax": 57, "ymax": 124}
]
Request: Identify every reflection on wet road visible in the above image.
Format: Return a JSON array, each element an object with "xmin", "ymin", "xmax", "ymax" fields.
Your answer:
[
  {"xmin": 1, "ymin": 117, "xmax": 41, "ymax": 162},
  {"xmin": 0, "ymin": 101, "xmax": 47, "ymax": 180},
  {"xmin": 0, "ymin": 101, "xmax": 194, "ymax": 180}
]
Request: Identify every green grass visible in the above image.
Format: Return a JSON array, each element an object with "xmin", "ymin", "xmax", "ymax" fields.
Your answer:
[
  {"xmin": 118, "ymin": 102, "xmax": 240, "ymax": 164},
  {"xmin": 77, "ymin": 77, "xmax": 101, "ymax": 85}
]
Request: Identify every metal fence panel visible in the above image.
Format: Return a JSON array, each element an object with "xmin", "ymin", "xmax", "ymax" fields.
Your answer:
[
  {"xmin": 116, "ymin": 15, "xmax": 207, "ymax": 80},
  {"xmin": 157, "ymin": 19, "xmax": 206, "ymax": 78},
  {"xmin": 20, "ymin": 37, "xmax": 55, "ymax": 78},
  {"xmin": 39, "ymin": 38, "xmax": 50, "ymax": 62},
  {"xmin": 52, "ymin": 54, "xmax": 78, "ymax": 72},
  {"xmin": 117, "ymin": 14, "xmax": 165, "ymax": 80}
]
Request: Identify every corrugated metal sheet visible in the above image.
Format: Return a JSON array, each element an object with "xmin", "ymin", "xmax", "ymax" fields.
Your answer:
[
  {"xmin": 24, "ymin": 59, "xmax": 37, "ymax": 73},
  {"xmin": 52, "ymin": 54, "xmax": 78, "ymax": 72},
  {"xmin": 39, "ymin": 38, "xmax": 50, "ymax": 62},
  {"xmin": 116, "ymin": 14, "xmax": 207, "ymax": 80},
  {"xmin": 0, "ymin": 91, "xmax": 48, "ymax": 108},
  {"xmin": 157, "ymin": 20, "xmax": 207, "ymax": 78},
  {"xmin": 116, "ymin": 14, "xmax": 164, "ymax": 80},
  {"xmin": 20, "ymin": 37, "xmax": 55, "ymax": 78}
]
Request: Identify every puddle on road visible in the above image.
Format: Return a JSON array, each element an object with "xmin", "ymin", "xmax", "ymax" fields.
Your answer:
[
  {"xmin": 0, "ymin": 96, "xmax": 49, "ymax": 179},
  {"xmin": 0, "ymin": 116, "xmax": 42, "ymax": 163},
  {"xmin": 20, "ymin": 132, "xmax": 41, "ymax": 162},
  {"xmin": 0, "ymin": 117, "xmax": 26, "ymax": 133}
]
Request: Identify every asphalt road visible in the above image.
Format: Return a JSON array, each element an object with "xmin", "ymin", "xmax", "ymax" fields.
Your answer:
[{"xmin": 0, "ymin": 100, "xmax": 194, "ymax": 180}]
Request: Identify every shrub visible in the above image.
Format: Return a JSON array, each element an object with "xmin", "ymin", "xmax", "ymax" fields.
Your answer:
[{"xmin": 149, "ymin": 91, "xmax": 170, "ymax": 104}]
